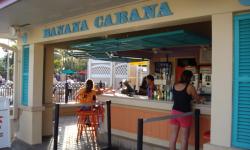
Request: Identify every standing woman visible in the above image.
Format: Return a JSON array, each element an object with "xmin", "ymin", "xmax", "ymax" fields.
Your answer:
[{"xmin": 169, "ymin": 70, "xmax": 200, "ymax": 150}]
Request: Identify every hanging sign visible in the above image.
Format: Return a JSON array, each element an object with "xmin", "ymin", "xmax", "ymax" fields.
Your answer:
[{"xmin": 43, "ymin": 1, "xmax": 172, "ymax": 38}]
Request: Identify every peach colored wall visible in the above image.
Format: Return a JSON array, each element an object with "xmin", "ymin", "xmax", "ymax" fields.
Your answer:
[
  {"xmin": 111, "ymin": 105, "xmax": 210, "ymax": 145},
  {"xmin": 22, "ymin": 0, "xmax": 250, "ymax": 45}
]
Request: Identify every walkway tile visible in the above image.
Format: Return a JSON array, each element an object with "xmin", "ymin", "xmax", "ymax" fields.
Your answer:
[{"xmin": 2, "ymin": 116, "xmax": 104, "ymax": 150}]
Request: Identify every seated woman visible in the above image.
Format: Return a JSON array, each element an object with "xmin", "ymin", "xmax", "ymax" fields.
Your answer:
[{"xmin": 75, "ymin": 79, "xmax": 96, "ymax": 111}]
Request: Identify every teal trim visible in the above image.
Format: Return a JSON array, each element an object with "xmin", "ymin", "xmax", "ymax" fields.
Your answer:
[
  {"xmin": 21, "ymin": 33, "xmax": 27, "ymax": 44},
  {"xmin": 233, "ymin": 14, "xmax": 240, "ymax": 148},
  {"xmin": 232, "ymin": 13, "xmax": 250, "ymax": 149},
  {"xmin": 239, "ymin": 0, "xmax": 250, "ymax": 5},
  {"xmin": 22, "ymin": 45, "xmax": 29, "ymax": 106}
]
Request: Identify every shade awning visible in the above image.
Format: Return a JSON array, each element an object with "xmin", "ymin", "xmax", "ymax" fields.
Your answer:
[{"xmin": 70, "ymin": 30, "xmax": 210, "ymax": 62}]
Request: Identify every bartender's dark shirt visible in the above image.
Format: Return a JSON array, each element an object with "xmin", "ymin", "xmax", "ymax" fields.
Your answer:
[{"xmin": 172, "ymin": 84, "xmax": 192, "ymax": 112}]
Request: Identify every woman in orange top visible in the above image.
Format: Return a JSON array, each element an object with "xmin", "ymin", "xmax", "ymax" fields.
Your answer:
[{"xmin": 75, "ymin": 79, "xmax": 96, "ymax": 111}]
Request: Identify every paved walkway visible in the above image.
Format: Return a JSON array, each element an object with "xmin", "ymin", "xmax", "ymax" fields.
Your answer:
[{"xmin": 2, "ymin": 116, "xmax": 107, "ymax": 150}]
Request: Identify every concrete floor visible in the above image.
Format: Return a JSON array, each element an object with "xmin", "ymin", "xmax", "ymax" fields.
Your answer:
[{"xmin": 2, "ymin": 116, "xmax": 108, "ymax": 150}]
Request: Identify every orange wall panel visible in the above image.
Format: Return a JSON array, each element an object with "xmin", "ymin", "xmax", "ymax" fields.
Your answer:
[{"xmin": 111, "ymin": 105, "xmax": 210, "ymax": 146}]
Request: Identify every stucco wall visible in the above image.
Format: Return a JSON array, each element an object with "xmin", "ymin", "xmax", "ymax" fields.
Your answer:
[{"xmin": 22, "ymin": 0, "xmax": 250, "ymax": 45}]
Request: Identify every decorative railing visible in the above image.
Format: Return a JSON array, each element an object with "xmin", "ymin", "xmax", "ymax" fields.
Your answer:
[
  {"xmin": 0, "ymin": 83, "xmax": 13, "ymax": 106},
  {"xmin": 53, "ymin": 82, "xmax": 85, "ymax": 103}
]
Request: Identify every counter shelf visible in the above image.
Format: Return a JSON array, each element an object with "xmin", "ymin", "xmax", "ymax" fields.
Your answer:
[{"xmin": 97, "ymin": 93, "xmax": 211, "ymax": 115}]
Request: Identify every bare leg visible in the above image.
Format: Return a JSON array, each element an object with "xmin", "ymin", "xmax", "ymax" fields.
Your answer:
[
  {"xmin": 180, "ymin": 127, "xmax": 191, "ymax": 150},
  {"xmin": 170, "ymin": 124, "xmax": 180, "ymax": 150}
]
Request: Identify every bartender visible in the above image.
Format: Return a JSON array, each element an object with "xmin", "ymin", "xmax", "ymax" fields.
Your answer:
[
  {"xmin": 138, "ymin": 76, "xmax": 147, "ymax": 96},
  {"xmin": 121, "ymin": 80, "xmax": 135, "ymax": 96}
]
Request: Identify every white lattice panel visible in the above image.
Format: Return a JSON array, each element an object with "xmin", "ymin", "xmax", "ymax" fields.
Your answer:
[
  {"xmin": 88, "ymin": 60, "xmax": 129, "ymax": 89},
  {"xmin": 114, "ymin": 63, "xmax": 128, "ymax": 78},
  {"xmin": 90, "ymin": 64, "xmax": 111, "ymax": 78},
  {"xmin": 91, "ymin": 74, "xmax": 110, "ymax": 78}
]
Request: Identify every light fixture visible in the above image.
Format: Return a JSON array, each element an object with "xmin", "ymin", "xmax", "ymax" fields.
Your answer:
[{"xmin": 152, "ymin": 48, "xmax": 160, "ymax": 54}]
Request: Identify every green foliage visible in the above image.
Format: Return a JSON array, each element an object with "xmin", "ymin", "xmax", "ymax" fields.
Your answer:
[
  {"xmin": 0, "ymin": 52, "xmax": 14, "ymax": 80},
  {"xmin": 63, "ymin": 58, "xmax": 87, "ymax": 71},
  {"xmin": 54, "ymin": 59, "xmax": 62, "ymax": 72},
  {"xmin": 53, "ymin": 49, "xmax": 88, "ymax": 73}
]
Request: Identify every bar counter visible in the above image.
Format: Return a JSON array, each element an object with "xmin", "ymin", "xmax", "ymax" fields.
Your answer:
[
  {"xmin": 97, "ymin": 93, "xmax": 211, "ymax": 149},
  {"xmin": 97, "ymin": 93, "xmax": 211, "ymax": 115}
]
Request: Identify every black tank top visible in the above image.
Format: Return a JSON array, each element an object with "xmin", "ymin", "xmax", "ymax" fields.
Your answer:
[{"xmin": 172, "ymin": 84, "xmax": 192, "ymax": 112}]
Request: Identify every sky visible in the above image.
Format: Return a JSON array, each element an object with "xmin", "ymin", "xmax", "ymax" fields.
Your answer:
[{"xmin": 0, "ymin": 38, "xmax": 15, "ymax": 58}]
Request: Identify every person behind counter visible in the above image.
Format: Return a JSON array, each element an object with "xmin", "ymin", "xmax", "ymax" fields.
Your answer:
[
  {"xmin": 169, "ymin": 70, "xmax": 200, "ymax": 150},
  {"xmin": 138, "ymin": 76, "xmax": 147, "ymax": 96},
  {"xmin": 75, "ymin": 79, "xmax": 96, "ymax": 111},
  {"xmin": 121, "ymin": 80, "xmax": 135, "ymax": 96},
  {"xmin": 146, "ymin": 75, "xmax": 155, "ymax": 99}
]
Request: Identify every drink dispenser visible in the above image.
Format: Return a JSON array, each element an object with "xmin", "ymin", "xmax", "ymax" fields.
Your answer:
[
  {"xmin": 200, "ymin": 66, "xmax": 212, "ymax": 94},
  {"xmin": 201, "ymin": 73, "xmax": 211, "ymax": 94},
  {"xmin": 191, "ymin": 73, "xmax": 199, "ymax": 90}
]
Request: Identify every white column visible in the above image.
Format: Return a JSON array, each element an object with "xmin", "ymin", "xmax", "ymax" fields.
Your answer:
[
  {"xmin": 88, "ymin": 59, "xmax": 91, "ymax": 79},
  {"xmin": 206, "ymin": 13, "xmax": 233, "ymax": 149},
  {"xmin": 111, "ymin": 61, "xmax": 114, "ymax": 88},
  {"xmin": 13, "ymin": 49, "xmax": 20, "ymax": 119},
  {"xmin": 17, "ymin": 44, "xmax": 44, "ymax": 145}
]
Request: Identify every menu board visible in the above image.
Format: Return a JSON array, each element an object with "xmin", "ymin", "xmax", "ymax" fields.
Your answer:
[
  {"xmin": 200, "ymin": 48, "xmax": 212, "ymax": 64},
  {"xmin": 155, "ymin": 62, "xmax": 172, "ymax": 74}
]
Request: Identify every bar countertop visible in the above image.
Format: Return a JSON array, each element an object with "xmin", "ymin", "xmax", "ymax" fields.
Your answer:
[{"xmin": 97, "ymin": 93, "xmax": 211, "ymax": 115}]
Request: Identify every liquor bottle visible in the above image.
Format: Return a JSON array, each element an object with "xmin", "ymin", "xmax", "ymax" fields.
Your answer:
[
  {"xmin": 169, "ymin": 86, "xmax": 173, "ymax": 101},
  {"xmin": 154, "ymin": 90, "xmax": 157, "ymax": 100},
  {"xmin": 166, "ymin": 85, "xmax": 170, "ymax": 101},
  {"xmin": 162, "ymin": 90, "xmax": 166, "ymax": 100}
]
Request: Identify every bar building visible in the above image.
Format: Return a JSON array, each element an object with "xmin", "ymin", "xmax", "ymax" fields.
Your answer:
[{"xmin": 7, "ymin": 0, "xmax": 250, "ymax": 149}]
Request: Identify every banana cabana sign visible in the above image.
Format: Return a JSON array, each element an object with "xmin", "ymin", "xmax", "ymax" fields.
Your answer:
[{"xmin": 43, "ymin": 1, "xmax": 172, "ymax": 38}]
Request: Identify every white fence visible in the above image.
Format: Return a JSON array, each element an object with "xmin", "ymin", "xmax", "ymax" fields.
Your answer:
[{"xmin": 88, "ymin": 59, "xmax": 128, "ymax": 89}]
